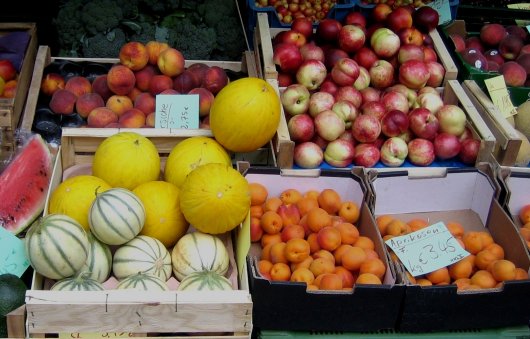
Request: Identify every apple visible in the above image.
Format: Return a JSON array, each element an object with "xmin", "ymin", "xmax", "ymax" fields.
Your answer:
[
  {"xmin": 381, "ymin": 109, "xmax": 410, "ymax": 137},
  {"xmin": 459, "ymin": 138, "xmax": 480, "ymax": 165},
  {"xmin": 314, "ymin": 110, "xmax": 346, "ymax": 141},
  {"xmin": 296, "ymin": 59, "xmax": 327, "ymax": 90},
  {"xmin": 354, "ymin": 46, "xmax": 379, "ymax": 70},
  {"xmin": 360, "ymin": 87, "xmax": 381, "ymax": 103},
  {"xmin": 369, "ymin": 59, "xmax": 395, "ymax": 89},
  {"xmin": 273, "ymin": 43, "xmax": 303, "ymax": 73},
  {"xmin": 398, "ymin": 27, "xmax": 424, "ymax": 46},
  {"xmin": 399, "ymin": 60, "xmax": 430, "ymax": 90},
  {"xmin": 331, "ymin": 58, "xmax": 360, "ymax": 86},
  {"xmin": 380, "ymin": 137, "xmax": 409, "ymax": 167},
  {"xmin": 324, "ymin": 139, "xmax": 355, "ymax": 167},
  {"xmin": 387, "ymin": 7, "xmax": 413, "ymax": 33},
  {"xmin": 436, "ymin": 104, "xmax": 467, "ymax": 136},
  {"xmin": 291, "ymin": 17, "xmax": 314, "ymax": 38},
  {"xmin": 354, "ymin": 66, "xmax": 371, "ymax": 91},
  {"xmin": 320, "ymin": 79, "xmax": 339, "ymax": 96},
  {"xmin": 338, "ymin": 25, "xmax": 366, "ymax": 53},
  {"xmin": 281, "ymin": 29, "xmax": 307, "ymax": 48},
  {"xmin": 312, "ymin": 134, "xmax": 330, "ymax": 150},
  {"xmin": 309, "ymin": 91, "xmax": 335, "ymax": 117},
  {"xmin": 332, "ymin": 100, "xmax": 358, "ymax": 128},
  {"xmin": 353, "ymin": 143, "xmax": 381, "ymax": 167},
  {"xmin": 324, "ymin": 48, "xmax": 349, "ymax": 70},
  {"xmin": 459, "ymin": 126, "xmax": 474, "ymax": 142},
  {"xmin": 433, "ymin": 132, "xmax": 461, "ymax": 160},
  {"xmin": 409, "ymin": 107, "xmax": 439, "ymax": 140},
  {"xmin": 281, "ymin": 84, "xmax": 311, "ymax": 116},
  {"xmin": 344, "ymin": 12, "xmax": 367, "ymax": 27},
  {"xmin": 288, "ymin": 113, "xmax": 315, "ymax": 142},
  {"xmin": 450, "ymin": 34, "xmax": 466, "ymax": 53},
  {"xmin": 334, "ymin": 86, "xmax": 362, "ymax": 108},
  {"xmin": 278, "ymin": 72, "xmax": 294, "ymax": 87},
  {"xmin": 370, "ymin": 28, "xmax": 401, "ymax": 59},
  {"xmin": 398, "ymin": 129, "xmax": 414, "ymax": 144},
  {"xmin": 413, "ymin": 6, "xmax": 440, "ymax": 33},
  {"xmin": 408, "ymin": 138, "xmax": 435, "ymax": 166},
  {"xmin": 361, "ymin": 100, "xmax": 386, "ymax": 120},
  {"xmin": 300, "ymin": 42, "xmax": 325, "ymax": 62},
  {"xmin": 372, "ymin": 3, "xmax": 393, "ymax": 23},
  {"xmin": 352, "ymin": 114, "xmax": 381, "ymax": 143},
  {"xmin": 423, "ymin": 46, "xmax": 438, "ymax": 63},
  {"xmin": 294, "ymin": 141, "xmax": 324, "ymax": 168},
  {"xmin": 387, "ymin": 84, "xmax": 417, "ymax": 108},
  {"xmin": 416, "ymin": 92, "xmax": 444, "ymax": 114},
  {"xmin": 425, "ymin": 61, "xmax": 446, "ymax": 87},
  {"xmin": 316, "ymin": 18, "xmax": 342, "ymax": 42},
  {"xmin": 398, "ymin": 44, "xmax": 425, "ymax": 64},
  {"xmin": 0, "ymin": 60, "xmax": 17, "ymax": 81},
  {"xmin": 381, "ymin": 90, "xmax": 409, "ymax": 115}
]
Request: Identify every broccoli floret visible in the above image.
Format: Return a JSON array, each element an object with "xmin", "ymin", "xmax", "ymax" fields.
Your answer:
[
  {"xmin": 54, "ymin": 0, "xmax": 85, "ymax": 49},
  {"xmin": 138, "ymin": 0, "xmax": 180, "ymax": 14},
  {"xmin": 82, "ymin": 28, "xmax": 127, "ymax": 58},
  {"xmin": 127, "ymin": 21, "xmax": 156, "ymax": 44},
  {"xmin": 211, "ymin": 16, "xmax": 247, "ymax": 60},
  {"xmin": 165, "ymin": 15, "xmax": 217, "ymax": 60},
  {"xmin": 197, "ymin": 0, "xmax": 236, "ymax": 28},
  {"xmin": 81, "ymin": 0, "xmax": 124, "ymax": 35},
  {"xmin": 114, "ymin": 0, "xmax": 140, "ymax": 19}
]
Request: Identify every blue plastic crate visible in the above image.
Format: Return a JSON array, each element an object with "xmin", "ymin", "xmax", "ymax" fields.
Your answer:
[{"xmin": 246, "ymin": 0, "xmax": 357, "ymax": 49}]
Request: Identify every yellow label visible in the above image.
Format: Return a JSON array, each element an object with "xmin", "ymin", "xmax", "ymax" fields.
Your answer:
[
  {"xmin": 59, "ymin": 333, "xmax": 133, "ymax": 338},
  {"xmin": 236, "ymin": 211, "xmax": 251, "ymax": 282},
  {"xmin": 484, "ymin": 75, "xmax": 518, "ymax": 118}
]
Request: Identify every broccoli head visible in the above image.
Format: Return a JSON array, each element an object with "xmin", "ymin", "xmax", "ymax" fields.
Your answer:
[
  {"xmin": 166, "ymin": 16, "xmax": 217, "ymax": 60},
  {"xmin": 211, "ymin": 16, "xmax": 247, "ymax": 60},
  {"xmin": 82, "ymin": 28, "xmax": 127, "ymax": 58},
  {"xmin": 138, "ymin": 0, "xmax": 180, "ymax": 14},
  {"xmin": 197, "ymin": 0, "xmax": 237, "ymax": 28},
  {"xmin": 54, "ymin": 0, "xmax": 85, "ymax": 48},
  {"xmin": 81, "ymin": 0, "xmax": 124, "ymax": 35},
  {"xmin": 127, "ymin": 21, "xmax": 156, "ymax": 44}
]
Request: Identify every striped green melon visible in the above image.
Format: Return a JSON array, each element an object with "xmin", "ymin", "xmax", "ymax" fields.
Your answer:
[
  {"xmin": 89, "ymin": 188, "xmax": 145, "ymax": 245},
  {"xmin": 76, "ymin": 232, "xmax": 112, "ymax": 283},
  {"xmin": 171, "ymin": 231, "xmax": 229, "ymax": 281},
  {"xmin": 115, "ymin": 272, "xmax": 168, "ymax": 291},
  {"xmin": 177, "ymin": 271, "xmax": 233, "ymax": 291},
  {"xmin": 50, "ymin": 272, "xmax": 105, "ymax": 291},
  {"xmin": 25, "ymin": 214, "xmax": 89, "ymax": 280},
  {"xmin": 112, "ymin": 235, "xmax": 172, "ymax": 281}
]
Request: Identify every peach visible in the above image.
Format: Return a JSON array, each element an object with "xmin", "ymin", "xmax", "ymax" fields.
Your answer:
[
  {"xmin": 49, "ymin": 89, "xmax": 77, "ymax": 115},
  {"xmin": 145, "ymin": 112, "xmax": 156, "ymax": 127},
  {"xmin": 134, "ymin": 64, "xmax": 158, "ymax": 92},
  {"xmin": 202, "ymin": 66, "xmax": 229, "ymax": 94},
  {"xmin": 499, "ymin": 61, "xmax": 527, "ymax": 87},
  {"xmin": 157, "ymin": 47, "xmax": 185, "ymax": 77},
  {"xmin": 2, "ymin": 80, "xmax": 16, "ymax": 98},
  {"xmin": 92, "ymin": 74, "xmax": 113, "ymax": 101},
  {"xmin": 277, "ymin": 204, "xmax": 301, "ymax": 227},
  {"xmin": 118, "ymin": 108, "xmax": 146, "ymax": 128},
  {"xmin": 127, "ymin": 87, "xmax": 143, "ymax": 102},
  {"xmin": 75, "ymin": 92, "xmax": 105, "ymax": 118},
  {"xmin": 250, "ymin": 217, "xmax": 263, "ymax": 242},
  {"xmin": 146, "ymin": 41, "xmax": 170, "ymax": 65},
  {"xmin": 107, "ymin": 64, "xmax": 136, "ymax": 95},
  {"xmin": 499, "ymin": 34, "xmax": 524, "ymax": 60},
  {"xmin": 134, "ymin": 92, "xmax": 156, "ymax": 116},
  {"xmin": 281, "ymin": 224, "xmax": 306, "ymax": 242},
  {"xmin": 106, "ymin": 95, "xmax": 134, "ymax": 116},
  {"xmin": 188, "ymin": 87, "xmax": 215, "ymax": 118},
  {"xmin": 317, "ymin": 226, "xmax": 342, "ymax": 252},
  {"xmin": 65, "ymin": 76, "xmax": 92, "ymax": 97},
  {"xmin": 0, "ymin": 59, "xmax": 17, "ymax": 81},
  {"xmin": 159, "ymin": 88, "xmax": 180, "ymax": 95},
  {"xmin": 40, "ymin": 73, "xmax": 65, "ymax": 96},
  {"xmin": 422, "ymin": 46, "xmax": 438, "ymax": 63},
  {"xmin": 516, "ymin": 53, "xmax": 530, "ymax": 75},
  {"xmin": 173, "ymin": 69, "xmax": 200, "ymax": 93},
  {"xmin": 87, "ymin": 107, "xmax": 118, "ymax": 127},
  {"xmin": 449, "ymin": 34, "xmax": 466, "ymax": 53},
  {"xmin": 149, "ymin": 74, "xmax": 173, "ymax": 95},
  {"xmin": 480, "ymin": 23, "xmax": 507, "ymax": 47},
  {"xmin": 119, "ymin": 41, "xmax": 149, "ymax": 71},
  {"xmin": 186, "ymin": 62, "xmax": 210, "ymax": 86}
]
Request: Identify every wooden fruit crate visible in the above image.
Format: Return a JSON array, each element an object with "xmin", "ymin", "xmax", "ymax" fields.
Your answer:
[
  {"xmin": 463, "ymin": 80, "xmax": 524, "ymax": 166},
  {"xmin": 20, "ymin": 45, "xmax": 282, "ymax": 167},
  {"xmin": 0, "ymin": 22, "xmax": 38, "ymax": 147},
  {"xmin": 252, "ymin": 12, "xmax": 459, "ymax": 84},
  {"xmin": 22, "ymin": 129, "xmax": 253, "ymax": 338}
]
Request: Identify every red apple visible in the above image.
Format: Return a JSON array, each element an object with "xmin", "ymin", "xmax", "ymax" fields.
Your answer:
[
  {"xmin": 354, "ymin": 66, "xmax": 371, "ymax": 91},
  {"xmin": 334, "ymin": 86, "xmax": 362, "ymax": 108},
  {"xmin": 324, "ymin": 139, "xmax": 355, "ymax": 167},
  {"xmin": 381, "ymin": 90, "xmax": 409, "ymax": 114},
  {"xmin": 372, "ymin": 3, "xmax": 393, "ymax": 23},
  {"xmin": 387, "ymin": 7, "xmax": 413, "ymax": 33},
  {"xmin": 353, "ymin": 143, "xmax": 381, "ymax": 167},
  {"xmin": 425, "ymin": 61, "xmax": 446, "ymax": 87},
  {"xmin": 360, "ymin": 87, "xmax": 381, "ymax": 102},
  {"xmin": 354, "ymin": 46, "xmax": 379, "ymax": 70},
  {"xmin": 434, "ymin": 132, "xmax": 461, "ymax": 160},
  {"xmin": 450, "ymin": 34, "xmax": 466, "ymax": 53},
  {"xmin": 314, "ymin": 110, "xmax": 346, "ymax": 141},
  {"xmin": 344, "ymin": 12, "xmax": 367, "ymax": 28},
  {"xmin": 296, "ymin": 59, "xmax": 327, "ymax": 90},
  {"xmin": 480, "ymin": 23, "xmax": 507, "ymax": 47},
  {"xmin": 292, "ymin": 17, "xmax": 314, "ymax": 38},
  {"xmin": 370, "ymin": 28, "xmax": 401, "ymax": 58},
  {"xmin": 316, "ymin": 18, "xmax": 342, "ymax": 42},
  {"xmin": 281, "ymin": 84, "xmax": 311, "ymax": 116},
  {"xmin": 309, "ymin": 91, "xmax": 335, "ymax": 117},
  {"xmin": 331, "ymin": 58, "xmax": 360, "ymax": 86},
  {"xmin": 381, "ymin": 109, "xmax": 410, "ymax": 137},
  {"xmin": 408, "ymin": 138, "xmax": 435, "ymax": 166},
  {"xmin": 369, "ymin": 59, "xmax": 394, "ymax": 89},
  {"xmin": 288, "ymin": 113, "xmax": 315, "ymax": 142},
  {"xmin": 361, "ymin": 100, "xmax": 386, "ymax": 120},
  {"xmin": 300, "ymin": 42, "xmax": 325, "ymax": 62},
  {"xmin": 409, "ymin": 107, "xmax": 440, "ymax": 140},
  {"xmin": 294, "ymin": 141, "xmax": 324, "ymax": 168},
  {"xmin": 459, "ymin": 138, "xmax": 480, "ymax": 165},
  {"xmin": 398, "ymin": 27, "xmax": 424, "ymax": 46},
  {"xmin": 436, "ymin": 104, "xmax": 467, "ymax": 136},
  {"xmin": 499, "ymin": 34, "xmax": 524, "ymax": 60},
  {"xmin": 273, "ymin": 43, "xmax": 303, "ymax": 73},
  {"xmin": 412, "ymin": 6, "xmax": 439, "ymax": 33},
  {"xmin": 380, "ymin": 137, "xmax": 409, "ymax": 167},
  {"xmin": 338, "ymin": 24, "xmax": 366, "ymax": 53},
  {"xmin": 484, "ymin": 49, "xmax": 505, "ymax": 66},
  {"xmin": 352, "ymin": 114, "xmax": 381, "ymax": 143},
  {"xmin": 324, "ymin": 48, "xmax": 349, "ymax": 69},
  {"xmin": 398, "ymin": 60, "xmax": 430, "ymax": 90},
  {"xmin": 465, "ymin": 36, "xmax": 485, "ymax": 54}
]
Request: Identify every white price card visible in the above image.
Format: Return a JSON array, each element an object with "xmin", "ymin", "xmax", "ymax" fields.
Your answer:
[
  {"xmin": 385, "ymin": 221, "xmax": 470, "ymax": 277},
  {"xmin": 155, "ymin": 94, "xmax": 199, "ymax": 129}
]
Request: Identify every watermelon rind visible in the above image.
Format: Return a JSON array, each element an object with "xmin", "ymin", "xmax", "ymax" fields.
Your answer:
[{"xmin": 0, "ymin": 134, "xmax": 53, "ymax": 235}]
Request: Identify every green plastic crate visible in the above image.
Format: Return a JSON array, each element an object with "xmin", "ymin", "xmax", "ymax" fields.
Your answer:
[{"xmin": 258, "ymin": 326, "xmax": 530, "ymax": 338}]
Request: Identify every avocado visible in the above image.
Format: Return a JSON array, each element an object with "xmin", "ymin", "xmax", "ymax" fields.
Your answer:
[{"xmin": 0, "ymin": 274, "xmax": 27, "ymax": 337}]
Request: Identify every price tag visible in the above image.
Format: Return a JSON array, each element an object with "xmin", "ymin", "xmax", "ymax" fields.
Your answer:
[
  {"xmin": 427, "ymin": 0, "xmax": 452, "ymax": 26},
  {"xmin": 507, "ymin": 3, "xmax": 530, "ymax": 26},
  {"xmin": 59, "ymin": 332, "xmax": 133, "ymax": 338},
  {"xmin": 385, "ymin": 222, "xmax": 469, "ymax": 277},
  {"xmin": 0, "ymin": 226, "xmax": 30, "ymax": 277},
  {"xmin": 484, "ymin": 75, "xmax": 518, "ymax": 118},
  {"xmin": 236, "ymin": 212, "xmax": 251, "ymax": 283},
  {"xmin": 154, "ymin": 94, "xmax": 199, "ymax": 129}
]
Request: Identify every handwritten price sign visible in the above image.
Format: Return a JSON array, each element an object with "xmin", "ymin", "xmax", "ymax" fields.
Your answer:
[
  {"xmin": 0, "ymin": 226, "xmax": 30, "ymax": 277},
  {"xmin": 155, "ymin": 94, "xmax": 199, "ymax": 129},
  {"xmin": 385, "ymin": 222, "xmax": 470, "ymax": 276},
  {"xmin": 60, "ymin": 332, "xmax": 133, "ymax": 338}
]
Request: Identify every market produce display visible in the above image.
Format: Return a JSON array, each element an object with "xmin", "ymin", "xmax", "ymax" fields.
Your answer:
[
  {"xmin": 0, "ymin": 59, "xmax": 18, "ymax": 98},
  {"xmin": 252, "ymin": 0, "xmax": 341, "ymax": 24}
]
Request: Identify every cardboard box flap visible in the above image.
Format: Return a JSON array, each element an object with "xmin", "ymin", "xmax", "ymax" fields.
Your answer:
[
  {"xmin": 371, "ymin": 168, "xmax": 495, "ymax": 225},
  {"xmin": 503, "ymin": 169, "xmax": 530, "ymax": 222}
]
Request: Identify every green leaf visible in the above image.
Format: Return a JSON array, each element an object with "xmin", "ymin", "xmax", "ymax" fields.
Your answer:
[{"xmin": 121, "ymin": 21, "xmax": 142, "ymax": 34}]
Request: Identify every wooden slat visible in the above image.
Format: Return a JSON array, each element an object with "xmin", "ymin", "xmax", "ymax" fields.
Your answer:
[
  {"xmin": 6, "ymin": 305, "xmax": 26, "ymax": 338},
  {"xmin": 254, "ymin": 13, "xmax": 277, "ymax": 80},
  {"xmin": 429, "ymin": 28, "xmax": 458, "ymax": 85},
  {"xmin": 267, "ymin": 79, "xmax": 294, "ymax": 169}
]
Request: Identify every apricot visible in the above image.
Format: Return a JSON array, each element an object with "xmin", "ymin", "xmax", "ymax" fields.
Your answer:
[
  {"xmin": 490, "ymin": 259, "xmax": 516, "ymax": 282},
  {"xmin": 306, "ymin": 208, "xmax": 332, "ymax": 233},
  {"xmin": 319, "ymin": 273, "xmax": 343, "ymax": 290},
  {"xmin": 290, "ymin": 267, "xmax": 315, "ymax": 285},
  {"xmin": 333, "ymin": 244, "xmax": 353, "ymax": 266},
  {"xmin": 248, "ymin": 182, "xmax": 268, "ymax": 206},
  {"xmin": 334, "ymin": 222, "xmax": 360, "ymax": 245},
  {"xmin": 270, "ymin": 262, "xmax": 291, "ymax": 281},
  {"xmin": 277, "ymin": 204, "xmax": 301, "ymax": 227},
  {"xmin": 317, "ymin": 188, "xmax": 342, "ymax": 215},
  {"xmin": 317, "ymin": 226, "xmax": 342, "ymax": 252},
  {"xmin": 426, "ymin": 267, "xmax": 451, "ymax": 285},
  {"xmin": 470, "ymin": 270, "xmax": 497, "ymax": 289},
  {"xmin": 309, "ymin": 257, "xmax": 335, "ymax": 277},
  {"xmin": 269, "ymin": 242, "xmax": 288, "ymax": 264},
  {"xmin": 284, "ymin": 238, "xmax": 310, "ymax": 263},
  {"xmin": 261, "ymin": 233, "xmax": 282, "ymax": 249},
  {"xmin": 356, "ymin": 273, "xmax": 382, "ymax": 285},
  {"xmin": 341, "ymin": 246, "xmax": 367, "ymax": 271},
  {"xmin": 338, "ymin": 201, "xmax": 360, "ymax": 223},
  {"xmin": 260, "ymin": 211, "xmax": 283, "ymax": 235},
  {"xmin": 354, "ymin": 236, "xmax": 375, "ymax": 251},
  {"xmin": 334, "ymin": 266, "xmax": 356, "ymax": 288},
  {"xmin": 306, "ymin": 233, "xmax": 321, "ymax": 254},
  {"xmin": 281, "ymin": 224, "xmax": 305, "ymax": 242},
  {"xmin": 280, "ymin": 188, "xmax": 303, "ymax": 205},
  {"xmin": 359, "ymin": 257, "xmax": 386, "ymax": 280}
]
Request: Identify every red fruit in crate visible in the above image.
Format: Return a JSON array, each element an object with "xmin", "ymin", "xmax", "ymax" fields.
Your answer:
[
  {"xmin": 459, "ymin": 138, "xmax": 480, "ymax": 165},
  {"xmin": 412, "ymin": 6, "xmax": 439, "ymax": 33},
  {"xmin": 386, "ymin": 7, "xmax": 413, "ymax": 33},
  {"xmin": 316, "ymin": 18, "xmax": 342, "ymax": 42},
  {"xmin": 273, "ymin": 43, "xmax": 303, "ymax": 74},
  {"xmin": 0, "ymin": 59, "xmax": 17, "ymax": 81},
  {"xmin": 291, "ymin": 17, "xmax": 314, "ymax": 38},
  {"xmin": 344, "ymin": 12, "xmax": 367, "ymax": 28},
  {"xmin": 480, "ymin": 23, "xmax": 507, "ymax": 47}
]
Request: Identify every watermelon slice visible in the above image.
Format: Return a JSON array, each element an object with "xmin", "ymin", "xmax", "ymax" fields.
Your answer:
[{"xmin": 0, "ymin": 134, "xmax": 53, "ymax": 234}]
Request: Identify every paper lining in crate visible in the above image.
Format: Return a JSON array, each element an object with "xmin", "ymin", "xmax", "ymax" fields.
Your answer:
[
  {"xmin": 24, "ymin": 130, "xmax": 253, "ymax": 338},
  {"xmin": 20, "ymin": 45, "xmax": 278, "ymax": 167},
  {"xmin": 0, "ymin": 22, "xmax": 38, "ymax": 149},
  {"xmin": 252, "ymin": 12, "xmax": 458, "ymax": 83}
]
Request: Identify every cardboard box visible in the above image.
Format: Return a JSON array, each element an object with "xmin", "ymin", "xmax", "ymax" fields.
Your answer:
[
  {"xmin": 243, "ymin": 166, "xmax": 405, "ymax": 332},
  {"xmin": 20, "ymin": 45, "xmax": 279, "ymax": 167},
  {"xmin": 24, "ymin": 130, "xmax": 253, "ymax": 338},
  {"xmin": 367, "ymin": 166, "xmax": 530, "ymax": 332},
  {"xmin": 463, "ymin": 80, "xmax": 524, "ymax": 167},
  {"xmin": 0, "ymin": 23, "xmax": 38, "ymax": 133}
]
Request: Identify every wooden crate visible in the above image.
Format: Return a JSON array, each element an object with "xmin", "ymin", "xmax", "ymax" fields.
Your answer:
[
  {"xmin": 20, "ymin": 45, "xmax": 278, "ymax": 167},
  {"xmin": 252, "ymin": 12, "xmax": 459, "ymax": 84},
  {"xmin": 463, "ymin": 79, "xmax": 524, "ymax": 166},
  {"xmin": 22, "ymin": 129, "xmax": 253, "ymax": 338}
]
